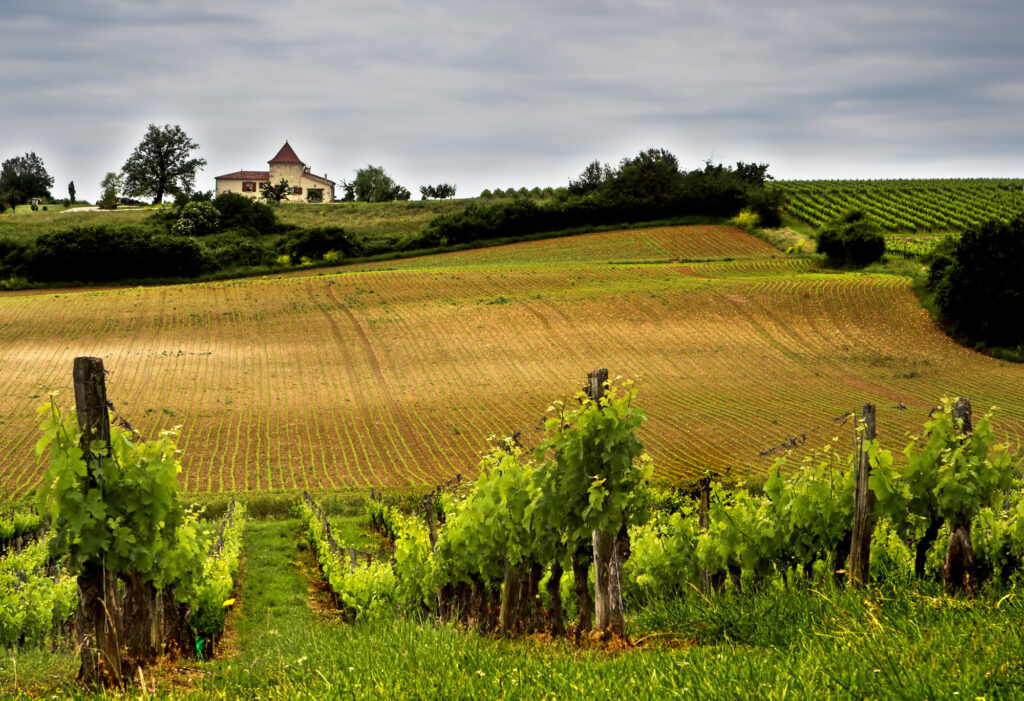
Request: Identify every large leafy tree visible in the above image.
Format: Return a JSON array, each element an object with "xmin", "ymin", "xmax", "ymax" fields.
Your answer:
[
  {"xmin": 352, "ymin": 165, "xmax": 410, "ymax": 202},
  {"xmin": 0, "ymin": 151, "xmax": 54, "ymax": 208},
  {"xmin": 98, "ymin": 171, "xmax": 124, "ymax": 209},
  {"xmin": 121, "ymin": 124, "xmax": 207, "ymax": 204},
  {"xmin": 613, "ymin": 148, "xmax": 684, "ymax": 201},
  {"xmin": 568, "ymin": 159, "xmax": 613, "ymax": 196}
]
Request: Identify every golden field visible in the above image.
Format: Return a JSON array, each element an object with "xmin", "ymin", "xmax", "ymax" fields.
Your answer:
[{"xmin": 1, "ymin": 225, "xmax": 1021, "ymax": 497}]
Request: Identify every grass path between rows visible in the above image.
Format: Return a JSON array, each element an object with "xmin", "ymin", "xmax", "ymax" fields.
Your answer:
[{"xmin": 197, "ymin": 519, "xmax": 747, "ymax": 700}]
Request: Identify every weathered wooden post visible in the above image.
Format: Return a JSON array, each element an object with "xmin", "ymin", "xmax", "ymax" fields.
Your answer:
[
  {"xmin": 423, "ymin": 493, "xmax": 438, "ymax": 550},
  {"xmin": 944, "ymin": 397, "xmax": 975, "ymax": 593},
  {"xmin": 586, "ymin": 368, "xmax": 627, "ymax": 637},
  {"xmin": 848, "ymin": 404, "xmax": 876, "ymax": 587},
  {"xmin": 698, "ymin": 476, "xmax": 711, "ymax": 594},
  {"xmin": 585, "ymin": 367, "xmax": 609, "ymax": 402},
  {"xmin": 72, "ymin": 357, "xmax": 122, "ymax": 686}
]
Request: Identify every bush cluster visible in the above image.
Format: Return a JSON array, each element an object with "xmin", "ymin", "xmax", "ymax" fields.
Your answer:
[
  {"xmin": 931, "ymin": 213, "xmax": 1024, "ymax": 351},
  {"xmin": 172, "ymin": 202, "xmax": 220, "ymax": 236},
  {"xmin": 24, "ymin": 226, "xmax": 210, "ymax": 282},
  {"xmin": 283, "ymin": 226, "xmax": 362, "ymax": 263},
  {"xmin": 815, "ymin": 209, "xmax": 885, "ymax": 267}
]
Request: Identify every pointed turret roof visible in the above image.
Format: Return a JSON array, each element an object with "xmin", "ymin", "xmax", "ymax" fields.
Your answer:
[{"xmin": 268, "ymin": 141, "xmax": 304, "ymax": 165}]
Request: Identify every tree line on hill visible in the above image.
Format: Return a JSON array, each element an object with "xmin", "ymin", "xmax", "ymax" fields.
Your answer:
[{"xmin": 421, "ymin": 148, "xmax": 784, "ymax": 247}]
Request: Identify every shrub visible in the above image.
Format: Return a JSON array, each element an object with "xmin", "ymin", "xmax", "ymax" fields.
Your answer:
[
  {"xmin": 933, "ymin": 214, "xmax": 1024, "ymax": 349},
  {"xmin": 747, "ymin": 186, "xmax": 786, "ymax": 228},
  {"xmin": 26, "ymin": 226, "xmax": 212, "ymax": 282},
  {"xmin": 172, "ymin": 201, "xmax": 221, "ymax": 236},
  {"xmin": 205, "ymin": 234, "xmax": 275, "ymax": 268},
  {"xmin": 426, "ymin": 198, "xmax": 547, "ymax": 246},
  {"xmin": 213, "ymin": 191, "xmax": 278, "ymax": 234},
  {"xmin": 0, "ymin": 237, "xmax": 28, "ymax": 277},
  {"xmin": 924, "ymin": 235, "xmax": 959, "ymax": 288},
  {"xmin": 282, "ymin": 226, "xmax": 362, "ymax": 263},
  {"xmin": 731, "ymin": 209, "xmax": 760, "ymax": 231},
  {"xmin": 816, "ymin": 209, "xmax": 885, "ymax": 267}
]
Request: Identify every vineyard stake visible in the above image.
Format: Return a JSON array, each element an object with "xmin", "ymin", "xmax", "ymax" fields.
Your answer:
[
  {"xmin": 72, "ymin": 356, "xmax": 123, "ymax": 687},
  {"xmin": 698, "ymin": 476, "xmax": 711, "ymax": 594},
  {"xmin": 585, "ymin": 368, "xmax": 609, "ymax": 402},
  {"xmin": 848, "ymin": 404, "xmax": 876, "ymax": 588},
  {"xmin": 944, "ymin": 397, "xmax": 975, "ymax": 593},
  {"xmin": 586, "ymin": 368, "xmax": 627, "ymax": 637}
]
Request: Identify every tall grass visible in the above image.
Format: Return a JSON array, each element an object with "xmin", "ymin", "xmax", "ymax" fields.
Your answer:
[{"xmin": 5, "ymin": 520, "xmax": 1024, "ymax": 699}]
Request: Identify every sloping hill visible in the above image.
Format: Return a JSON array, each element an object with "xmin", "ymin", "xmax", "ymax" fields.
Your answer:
[{"xmin": 1, "ymin": 226, "xmax": 1020, "ymax": 496}]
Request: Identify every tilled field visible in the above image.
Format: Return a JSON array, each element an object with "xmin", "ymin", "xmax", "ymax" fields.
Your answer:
[{"xmin": 1, "ymin": 226, "xmax": 1021, "ymax": 497}]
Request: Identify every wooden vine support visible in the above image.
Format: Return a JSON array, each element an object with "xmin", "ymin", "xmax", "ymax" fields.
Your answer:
[
  {"xmin": 944, "ymin": 397, "xmax": 975, "ymax": 593},
  {"xmin": 848, "ymin": 404, "xmax": 876, "ymax": 588},
  {"xmin": 698, "ymin": 476, "xmax": 711, "ymax": 594},
  {"xmin": 72, "ymin": 357, "xmax": 123, "ymax": 687},
  {"xmin": 585, "ymin": 368, "xmax": 629, "ymax": 638}
]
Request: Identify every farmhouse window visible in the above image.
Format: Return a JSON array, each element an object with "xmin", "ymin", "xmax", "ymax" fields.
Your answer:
[
  {"xmin": 292, "ymin": 186, "xmax": 303, "ymax": 195},
  {"xmin": 242, "ymin": 181, "xmax": 256, "ymax": 192}
]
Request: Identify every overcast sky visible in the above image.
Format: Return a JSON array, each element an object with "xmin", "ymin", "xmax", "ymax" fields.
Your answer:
[{"xmin": 2, "ymin": 0, "xmax": 1022, "ymax": 202}]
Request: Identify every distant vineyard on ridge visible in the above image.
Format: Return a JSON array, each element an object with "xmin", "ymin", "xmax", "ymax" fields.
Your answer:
[{"xmin": 777, "ymin": 178, "xmax": 1024, "ymax": 233}]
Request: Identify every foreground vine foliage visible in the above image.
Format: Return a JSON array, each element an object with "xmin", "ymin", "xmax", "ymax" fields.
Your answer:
[
  {"xmin": 315, "ymin": 395, "xmax": 1020, "ymax": 647},
  {"xmin": 627, "ymin": 399, "xmax": 1022, "ymax": 598},
  {"xmin": 34, "ymin": 397, "xmax": 243, "ymax": 685},
  {"xmin": 311, "ymin": 378, "xmax": 653, "ymax": 639}
]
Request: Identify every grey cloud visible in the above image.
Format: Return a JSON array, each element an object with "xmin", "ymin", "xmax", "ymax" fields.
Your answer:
[{"xmin": 2, "ymin": 0, "xmax": 1022, "ymax": 201}]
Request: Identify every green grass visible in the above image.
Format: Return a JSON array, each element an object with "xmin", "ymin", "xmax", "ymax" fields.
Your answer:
[
  {"xmin": 274, "ymin": 199, "xmax": 468, "ymax": 244},
  {"xmin": 0, "ymin": 199, "xmax": 464, "ymax": 249},
  {"xmin": 326, "ymin": 515, "xmax": 390, "ymax": 557},
  {"xmin": 6, "ymin": 518, "xmax": 1024, "ymax": 699},
  {"xmin": 0, "ymin": 206, "xmax": 157, "ymax": 244}
]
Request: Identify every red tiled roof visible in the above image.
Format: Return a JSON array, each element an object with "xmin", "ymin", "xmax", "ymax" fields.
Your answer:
[
  {"xmin": 268, "ymin": 141, "xmax": 304, "ymax": 165},
  {"xmin": 215, "ymin": 170, "xmax": 269, "ymax": 180},
  {"xmin": 302, "ymin": 171, "xmax": 335, "ymax": 186}
]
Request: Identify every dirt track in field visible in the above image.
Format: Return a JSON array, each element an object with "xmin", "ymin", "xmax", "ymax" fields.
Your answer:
[{"xmin": 1, "ymin": 225, "xmax": 1021, "ymax": 497}]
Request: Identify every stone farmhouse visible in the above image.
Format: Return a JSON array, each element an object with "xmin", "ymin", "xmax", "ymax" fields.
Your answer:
[{"xmin": 214, "ymin": 142, "xmax": 336, "ymax": 203}]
